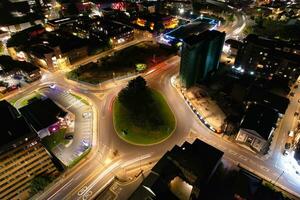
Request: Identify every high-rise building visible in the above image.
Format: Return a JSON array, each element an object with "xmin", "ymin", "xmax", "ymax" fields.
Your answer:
[
  {"xmin": 180, "ymin": 30, "xmax": 225, "ymax": 88},
  {"xmin": 0, "ymin": 100, "xmax": 59, "ymax": 200}
]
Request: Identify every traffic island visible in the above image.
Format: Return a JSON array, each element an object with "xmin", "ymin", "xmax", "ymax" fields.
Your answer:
[{"xmin": 113, "ymin": 77, "xmax": 175, "ymax": 146}]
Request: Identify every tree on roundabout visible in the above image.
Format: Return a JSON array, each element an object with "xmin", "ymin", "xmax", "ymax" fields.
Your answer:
[{"xmin": 114, "ymin": 76, "xmax": 175, "ymax": 145}]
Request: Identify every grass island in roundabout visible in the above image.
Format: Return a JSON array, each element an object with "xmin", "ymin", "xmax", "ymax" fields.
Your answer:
[{"xmin": 113, "ymin": 76, "xmax": 176, "ymax": 145}]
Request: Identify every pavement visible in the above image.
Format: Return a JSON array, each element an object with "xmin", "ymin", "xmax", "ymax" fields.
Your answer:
[{"xmin": 39, "ymin": 86, "xmax": 93, "ymax": 166}]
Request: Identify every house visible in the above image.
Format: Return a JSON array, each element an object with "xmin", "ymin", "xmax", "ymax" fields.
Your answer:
[{"xmin": 236, "ymin": 104, "xmax": 279, "ymax": 153}]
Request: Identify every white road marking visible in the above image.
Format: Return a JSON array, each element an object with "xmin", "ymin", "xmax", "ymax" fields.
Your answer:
[{"xmin": 47, "ymin": 178, "xmax": 74, "ymax": 200}]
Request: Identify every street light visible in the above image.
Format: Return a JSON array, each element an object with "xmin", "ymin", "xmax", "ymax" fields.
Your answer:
[{"xmin": 179, "ymin": 8, "xmax": 184, "ymax": 15}]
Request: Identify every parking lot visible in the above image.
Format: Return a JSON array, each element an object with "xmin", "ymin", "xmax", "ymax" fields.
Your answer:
[{"xmin": 40, "ymin": 85, "xmax": 93, "ymax": 166}]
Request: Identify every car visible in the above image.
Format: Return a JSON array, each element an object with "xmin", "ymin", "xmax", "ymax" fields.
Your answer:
[
  {"xmin": 49, "ymin": 84, "xmax": 56, "ymax": 89},
  {"xmin": 285, "ymin": 143, "xmax": 291, "ymax": 150},
  {"xmin": 13, "ymin": 74, "xmax": 23, "ymax": 80},
  {"xmin": 65, "ymin": 134, "xmax": 73, "ymax": 140},
  {"xmin": 82, "ymin": 112, "xmax": 91, "ymax": 119}
]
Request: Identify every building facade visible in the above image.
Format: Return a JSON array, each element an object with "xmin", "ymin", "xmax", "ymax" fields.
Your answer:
[
  {"xmin": 0, "ymin": 140, "xmax": 59, "ymax": 200},
  {"xmin": 235, "ymin": 34, "xmax": 300, "ymax": 82},
  {"xmin": 235, "ymin": 104, "xmax": 278, "ymax": 153},
  {"xmin": 180, "ymin": 30, "xmax": 225, "ymax": 88},
  {"xmin": 0, "ymin": 100, "xmax": 59, "ymax": 200}
]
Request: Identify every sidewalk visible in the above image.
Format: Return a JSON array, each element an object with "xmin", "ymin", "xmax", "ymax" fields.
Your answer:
[{"xmin": 171, "ymin": 76, "xmax": 225, "ymax": 133}]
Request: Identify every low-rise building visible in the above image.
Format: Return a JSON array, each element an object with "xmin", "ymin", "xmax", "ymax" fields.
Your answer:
[
  {"xmin": 7, "ymin": 26, "xmax": 89, "ymax": 70},
  {"xmin": 20, "ymin": 98, "xmax": 68, "ymax": 139},
  {"xmin": 0, "ymin": 55, "xmax": 41, "ymax": 93},
  {"xmin": 0, "ymin": 100, "xmax": 59, "ymax": 200},
  {"xmin": 236, "ymin": 104, "xmax": 279, "ymax": 153},
  {"xmin": 129, "ymin": 139, "xmax": 224, "ymax": 200}
]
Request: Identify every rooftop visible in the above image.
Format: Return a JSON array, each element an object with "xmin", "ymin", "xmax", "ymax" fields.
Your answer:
[
  {"xmin": 0, "ymin": 100, "xmax": 37, "ymax": 154},
  {"xmin": 246, "ymin": 86, "xmax": 289, "ymax": 114},
  {"xmin": 129, "ymin": 139, "xmax": 223, "ymax": 199},
  {"xmin": 245, "ymin": 34, "xmax": 300, "ymax": 51},
  {"xmin": 20, "ymin": 98, "xmax": 67, "ymax": 132},
  {"xmin": 183, "ymin": 30, "xmax": 225, "ymax": 46},
  {"xmin": 0, "ymin": 55, "xmax": 39, "ymax": 74},
  {"xmin": 240, "ymin": 104, "xmax": 278, "ymax": 140}
]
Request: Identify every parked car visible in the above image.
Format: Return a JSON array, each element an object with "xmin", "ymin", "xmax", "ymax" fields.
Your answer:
[
  {"xmin": 65, "ymin": 134, "xmax": 73, "ymax": 140},
  {"xmin": 82, "ymin": 112, "xmax": 91, "ymax": 119}
]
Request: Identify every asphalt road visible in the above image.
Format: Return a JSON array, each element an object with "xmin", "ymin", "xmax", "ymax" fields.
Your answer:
[
  {"xmin": 28, "ymin": 55, "xmax": 300, "ymax": 200},
  {"xmin": 5, "ymin": 10, "xmax": 299, "ymax": 200}
]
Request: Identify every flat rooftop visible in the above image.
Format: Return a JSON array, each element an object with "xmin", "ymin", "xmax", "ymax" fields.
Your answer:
[
  {"xmin": 0, "ymin": 100, "xmax": 36, "ymax": 154},
  {"xmin": 20, "ymin": 98, "xmax": 67, "ymax": 132}
]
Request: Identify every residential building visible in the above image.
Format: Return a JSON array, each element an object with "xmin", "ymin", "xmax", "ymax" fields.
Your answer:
[
  {"xmin": 129, "ymin": 139, "xmax": 224, "ymax": 200},
  {"xmin": 0, "ymin": 100, "xmax": 59, "ymax": 200},
  {"xmin": 180, "ymin": 30, "xmax": 225, "ymax": 88},
  {"xmin": 236, "ymin": 104, "xmax": 279, "ymax": 153},
  {"xmin": 7, "ymin": 26, "xmax": 88, "ymax": 70},
  {"xmin": 224, "ymin": 39, "xmax": 243, "ymax": 56},
  {"xmin": 70, "ymin": 16, "xmax": 134, "ymax": 46},
  {"xmin": 20, "ymin": 98, "xmax": 68, "ymax": 139},
  {"xmin": 235, "ymin": 34, "xmax": 300, "ymax": 82},
  {"xmin": 0, "ymin": 0, "xmax": 43, "ymax": 33}
]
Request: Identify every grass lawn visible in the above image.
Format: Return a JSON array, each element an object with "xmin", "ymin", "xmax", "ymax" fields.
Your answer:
[
  {"xmin": 70, "ymin": 93, "xmax": 89, "ymax": 105},
  {"xmin": 113, "ymin": 89, "xmax": 175, "ymax": 145},
  {"xmin": 19, "ymin": 92, "xmax": 43, "ymax": 107},
  {"xmin": 68, "ymin": 148, "xmax": 91, "ymax": 168},
  {"xmin": 41, "ymin": 128, "xmax": 68, "ymax": 151},
  {"xmin": 67, "ymin": 41, "xmax": 175, "ymax": 84}
]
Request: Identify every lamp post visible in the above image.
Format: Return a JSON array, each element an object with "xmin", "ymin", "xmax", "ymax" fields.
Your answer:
[{"xmin": 273, "ymin": 171, "xmax": 284, "ymax": 186}]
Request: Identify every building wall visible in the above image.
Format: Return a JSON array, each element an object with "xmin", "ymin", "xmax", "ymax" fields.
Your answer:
[
  {"xmin": 180, "ymin": 40, "xmax": 206, "ymax": 88},
  {"xmin": 180, "ymin": 31, "xmax": 225, "ymax": 88},
  {"xmin": 235, "ymin": 37, "xmax": 300, "ymax": 81},
  {"xmin": 236, "ymin": 129, "xmax": 267, "ymax": 152},
  {"xmin": 0, "ymin": 140, "xmax": 59, "ymax": 200}
]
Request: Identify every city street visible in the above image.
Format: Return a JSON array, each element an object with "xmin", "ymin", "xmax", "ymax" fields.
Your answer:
[
  {"xmin": 3, "ymin": 3, "xmax": 299, "ymax": 199},
  {"xmin": 29, "ymin": 55, "xmax": 300, "ymax": 200}
]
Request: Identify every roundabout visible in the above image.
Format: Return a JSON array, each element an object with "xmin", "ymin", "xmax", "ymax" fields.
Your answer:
[{"xmin": 113, "ymin": 78, "xmax": 176, "ymax": 146}]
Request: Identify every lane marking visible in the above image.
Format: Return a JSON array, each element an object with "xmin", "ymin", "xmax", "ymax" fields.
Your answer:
[{"xmin": 47, "ymin": 178, "xmax": 74, "ymax": 200}]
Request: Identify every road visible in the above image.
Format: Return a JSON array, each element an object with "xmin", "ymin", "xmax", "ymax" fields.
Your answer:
[
  {"xmin": 21, "ymin": 54, "xmax": 299, "ymax": 200},
  {"xmin": 4, "ymin": 9, "xmax": 298, "ymax": 200}
]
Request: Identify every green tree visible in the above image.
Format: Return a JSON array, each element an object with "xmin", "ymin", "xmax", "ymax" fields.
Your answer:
[
  {"xmin": 227, "ymin": 14, "xmax": 235, "ymax": 22},
  {"xmin": 0, "ymin": 41, "xmax": 4, "ymax": 55},
  {"xmin": 29, "ymin": 175, "xmax": 54, "ymax": 195},
  {"xmin": 128, "ymin": 76, "xmax": 146, "ymax": 92}
]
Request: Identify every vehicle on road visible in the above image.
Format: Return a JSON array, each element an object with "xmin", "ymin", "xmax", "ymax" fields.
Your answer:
[
  {"xmin": 82, "ymin": 112, "xmax": 91, "ymax": 119},
  {"xmin": 65, "ymin": 134, "xmax": 73, "ymax": 140},
  {"xmin": 49, "ymin": 84, "xmax": 56, "ymax": 89}
]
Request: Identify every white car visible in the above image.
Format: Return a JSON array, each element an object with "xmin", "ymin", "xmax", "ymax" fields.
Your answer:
[
  {"xmin": 82, "ymin": 112, "xmax": 91, "ymax": 119},
  {"xmin": 49, "ymin": 84, "xmax": 56, "ymax": 89}
]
